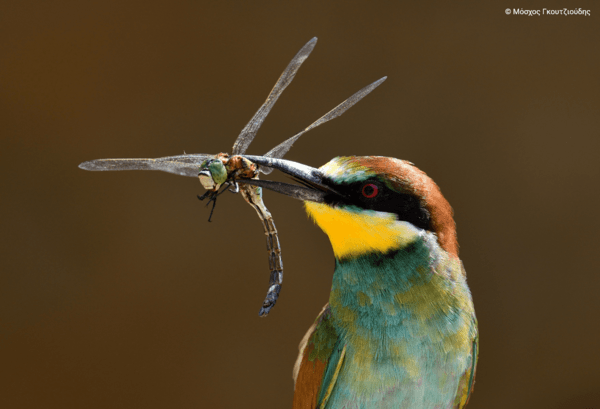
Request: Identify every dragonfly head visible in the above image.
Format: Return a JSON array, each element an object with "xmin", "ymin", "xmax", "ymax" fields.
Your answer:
[{"xmin": 198, "ymin": 158, "xmax": 228, "ymax": 191}]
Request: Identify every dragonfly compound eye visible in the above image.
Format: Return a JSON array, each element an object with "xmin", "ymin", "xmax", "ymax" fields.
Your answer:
[{"xmin": 208, "ymin": 160, "xmax": 228, "ymax": 185}]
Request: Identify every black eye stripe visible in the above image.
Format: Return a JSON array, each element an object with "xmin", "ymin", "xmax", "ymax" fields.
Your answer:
[{"xmin": 322, "ymin": 178, "xmax": 432, "ymax": 231}]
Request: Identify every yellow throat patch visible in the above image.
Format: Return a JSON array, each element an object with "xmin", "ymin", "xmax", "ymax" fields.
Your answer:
[{"xmin": 304, "ymin": 202, "xmax": 420, "ymax": 259}]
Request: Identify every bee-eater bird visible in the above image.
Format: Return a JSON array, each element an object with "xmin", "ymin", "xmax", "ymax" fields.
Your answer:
[{"xmin": 242, "ymin": 155, "xmax": 478, "ymax": 409}]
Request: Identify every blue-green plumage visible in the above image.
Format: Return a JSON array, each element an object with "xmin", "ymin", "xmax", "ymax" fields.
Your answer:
[{"xmin": 316, "ymin": 234, "xmax": 476, "ymax": 408}]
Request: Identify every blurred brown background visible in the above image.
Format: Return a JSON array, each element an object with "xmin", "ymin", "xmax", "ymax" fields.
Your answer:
[{"xmin": 1, "ymin": 1, "xmax": 598, "ymax": 408}]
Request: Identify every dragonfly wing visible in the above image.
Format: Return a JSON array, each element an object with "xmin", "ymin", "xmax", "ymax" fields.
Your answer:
[
  {"xmin": 231, "ymin": 37, "xmax": 317, "ymax": 156},
  {"xmin": 261, "ymin": 77, "xmax": 387, "ymax": 173},
  {"xmin": 78, "ymin": 154, "xmax": 212, "ymax": 177}
]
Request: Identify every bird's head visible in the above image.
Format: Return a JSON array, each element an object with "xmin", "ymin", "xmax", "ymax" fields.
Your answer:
[{"xmin": 242, "ymin": 155, "xmax": 457, "ymax": 260}]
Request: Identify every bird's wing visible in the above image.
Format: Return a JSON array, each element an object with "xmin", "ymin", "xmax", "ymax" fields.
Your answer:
[
  {"xmin": 292, "ymin": 304, "xmax": 345, "ymax": 409},
  {"xmin": 452, "ymin": 317, "xmax": 479, "ymax": 409}
]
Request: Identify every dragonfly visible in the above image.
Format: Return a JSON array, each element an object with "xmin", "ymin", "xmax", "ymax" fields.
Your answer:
[{"xmin": 79, "ymin": 38, "xmax": 386, "ymax": 316}]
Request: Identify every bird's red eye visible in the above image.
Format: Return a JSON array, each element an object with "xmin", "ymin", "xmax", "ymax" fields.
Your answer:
[{"xmin": 362, "ymin": 183, "xmax": 379, "ymax": 198}]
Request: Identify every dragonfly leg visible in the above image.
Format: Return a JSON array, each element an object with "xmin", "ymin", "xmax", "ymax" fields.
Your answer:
[
  {"xmin": 197, "ymin": 191, "xmax": 211, "ymax": 201},
  {"xmin": 215, "ymin": 183, "xmax": 231, "ymax": 198},
  {"xmin": 207, "ymin": 196, "xmax": 217, "ymax": 222},
  {"xmin": 197, "ymin": 184, "xmax": 230, "ymax": 222},
  {"xmin": 228, "ymin": 180, "xmax": 240, "ymax": 193},
  {"xmin": 205, "ymin": 184, "xmax": 231, "ymax": 222}
]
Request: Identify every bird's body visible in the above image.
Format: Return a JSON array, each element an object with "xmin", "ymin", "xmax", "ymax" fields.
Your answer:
[{"xmin": 292, "ymin": 157, "xmax": 478, "ymax": 409}]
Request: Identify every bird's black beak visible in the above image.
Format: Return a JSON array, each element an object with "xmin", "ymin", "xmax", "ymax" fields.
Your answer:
[{"xmin": 239, "ymin": 155, "xmax": 339, "ymax": 203}]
